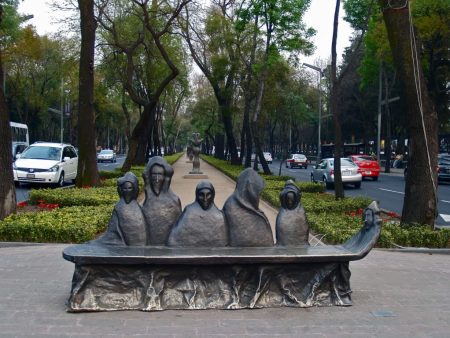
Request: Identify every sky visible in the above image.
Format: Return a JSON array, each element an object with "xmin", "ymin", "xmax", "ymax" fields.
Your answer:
[{"xmin": 18, "ymin": 0, "xmax": 353, "ymax": 66}]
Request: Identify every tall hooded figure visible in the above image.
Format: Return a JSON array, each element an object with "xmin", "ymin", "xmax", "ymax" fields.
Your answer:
[
  {"xmin": 275, "ymin": 180, "xmax": 310, "ymax": 246},
  {"xmin": 94, "ymin": 172, "xmax": 147, "ymax": 246},
  {"xmin": 142, "ymin": 156, "xmax": 182, "ymax": 245},
  {"xmin": 168, "ymin": 181, "xmax": 228, "ymax": 247},
  {"xmin": 223, "ymin": 168, "xmax": 274, "ymax": 246}
]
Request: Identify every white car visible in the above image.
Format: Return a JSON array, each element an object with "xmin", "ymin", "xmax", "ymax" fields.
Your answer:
[
  {"xmin": 97, "ymin": 149, "xmax": 116, "ymax": 163},
  {"xmin": 263, "ymin": 152, "xmax": 273, "ymax": 164},
  {"xmin": 13, "ymin": 142, "xmax": 78, "ymax": 186}
]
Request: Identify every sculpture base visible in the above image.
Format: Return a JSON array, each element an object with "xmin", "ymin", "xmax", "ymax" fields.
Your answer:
[
  {"xmin": 66, "ymin": 262, "xmax": 351, "ymax": 312},
  {"xmin": 184, "ymin": 174, "xmax": 208, "ymax": 179}
]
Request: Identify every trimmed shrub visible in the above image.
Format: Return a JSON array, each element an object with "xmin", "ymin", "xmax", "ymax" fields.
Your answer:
[
  {"xmin": 0, "ymin": 205, "xmax": 113, "ymax": 243},
  {"xmin": 29, "ymin": 186, "xmax": 118, "ymax": 207}
]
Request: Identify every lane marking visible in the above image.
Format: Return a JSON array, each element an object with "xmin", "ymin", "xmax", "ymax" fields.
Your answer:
[
  {"xmin": 441, "ymin": 200, "xmax": 450, "ymax": 204},
  {"xmin": 439, "ymin": 214, "xmax": 450, "ymax": 222},
  {"xmin": 379, "ymin": 188, "xmax": 404, "ymax": 195}
]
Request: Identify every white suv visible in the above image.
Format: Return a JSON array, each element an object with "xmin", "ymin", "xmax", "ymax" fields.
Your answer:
[{"xmin": 13, "ymin": 142, "xmax": 78, "ymax": 186}]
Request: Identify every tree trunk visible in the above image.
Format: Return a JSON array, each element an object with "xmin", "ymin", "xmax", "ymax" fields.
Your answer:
[
  {"xmin": 0, "ymin": 49, "xmax": 16, "ymax": 220},
  {"xmin": 122, "ymin": 104, "xmax": 156, "ymax": 171},
  {"xmin": 379, "ymin": 0, "xmax": 438, "ymax": 226},
  {"xmin": 331, "ymin": 0, "xmax": 344, "ymax": 199},
  {"xmin": 76, "ymin": 0, "xmax": 100, "ymax": 188}
]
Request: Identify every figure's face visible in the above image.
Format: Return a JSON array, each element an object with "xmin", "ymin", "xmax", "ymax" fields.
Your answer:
[
  {"xmin": 150, "ymin": 165, "xmax": 165, "ymax": 195},
  {"xmin": 196, "ymin": 188, "xmax": 214, "ymax": 210},
  {"xmin": 120, "ymin": 181, "xmax": 135, "ymax": 204},
  {"xmin": 285, "ymin": 191, "xmax": 297, "ymax": 210},
  {"xmin": 364, "ymin": 209, "xmax": 373, "ymax": 224}
]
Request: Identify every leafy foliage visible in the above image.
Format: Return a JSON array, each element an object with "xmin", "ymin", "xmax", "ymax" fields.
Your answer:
[{"xmin": 0, "ymin": 205, "xmax": 113, "ymax": 243}]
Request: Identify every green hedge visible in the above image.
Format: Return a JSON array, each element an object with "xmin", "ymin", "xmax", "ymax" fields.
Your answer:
[
  {"xmin": 0, "ymin": 205, "xmax": 113, "ymax": 243},
  {"xmin": 307, "ymin": 212, "xmax": 450, "ymax": 248},
  {"xmin": 29, "ymin": 186, "xmax": 118, "ymax": 207}
]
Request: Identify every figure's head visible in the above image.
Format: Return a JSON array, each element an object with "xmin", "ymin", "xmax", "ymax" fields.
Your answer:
[
  {"xmin": 143, "ymin": 156, "xmax": 173, "ymax": 196},
  {"xmin": 117, "ymin": 172, "xmax": 139, "ymax": 204},
  {"xmin": 362, "ymin": 201, "xmax": 381, "ymax": 229},
  {"xmin": 195, "ymin": 181, "xmax": 215, "ymax": 210},
  {"xmin": 235, "ymin": 168, "xmax": 265, "ymax": 209},
  {"xmin": 279, "ymin": 180, "xmax": 301, "ymax": 210},
  {"xmin": 150, "ymin": 164, "xmax": 165, "ymax": 196}
]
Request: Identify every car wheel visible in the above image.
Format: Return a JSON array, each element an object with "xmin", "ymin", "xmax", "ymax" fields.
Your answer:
[
  {"xmin": 57, "ymin": 172, "xmax": 65, "ymax": 187},
  {"xmin": 323, "ymin": 176, "xmax": 332, "ymax": 189},
  {"xmin": 354, "ymin": 181, "xmax": 361, "ymax": 189},
  {"xmin": 373, "ymin": 176, "xmax": 378, "ymax": 181}
]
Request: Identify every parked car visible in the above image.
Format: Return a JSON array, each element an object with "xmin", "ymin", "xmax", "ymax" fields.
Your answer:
[
  {"xmin": 405, "ymin": 154, "xmax": 450, "ymax": 183},
  {"xmin": 97, "ymin": 149, "xmax": 117, "ymax": 163},
  {"xmin": 348, "ymin": 155, "xmax": 380, "ymax": 181},
  {"xmin": 263, "ymin": 152, "xmax": 273, "ymax": 164},
  {"xmin": 286, "ymin": 154, "xmax": 308, "ymax": 169},
  {"xmin": 249, "ymin": 152, "xmax": 272, "ymax": 164},
  {"xmin": 311, "ymin": 158, "xmax": 362, "ymax": 189},
  {"xmin": 13, "ymin": 142, "xmax": 78, "ymax": 186}
]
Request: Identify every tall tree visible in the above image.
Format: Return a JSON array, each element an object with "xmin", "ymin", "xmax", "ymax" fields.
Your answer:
[
  {"xmin": 378, "ymin": 0, "xmax": 438, "ymax": 226},
  {"xmin": 236, "ymin": 0, "xmax": 314, "ymax": 173},
  {"xmin": 182, "ymin": 1, "xmax": 241, "ymax": 163},
  {"xmin": 76, "ymin": 0, "xmax": 100, "ymax": 187},
  {"xmin": 97, "ymin": 0, "xmax": 191, "ymax": 171},
  {"xmin": 0, "ymin": 0, "xmax": 20, "ymax": 220}
]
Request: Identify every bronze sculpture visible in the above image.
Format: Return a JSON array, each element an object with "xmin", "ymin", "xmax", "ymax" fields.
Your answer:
[
  {"xmin": 223, "ymin": 168, "xmax": 274, "ymax": 246},
  {"xmin": 167, "ymin": 181, "xmax": 228, "ymax": 247},
  {"xmin": 93, "ymin": 172, "xmax": 147, "ymax": 246},
  {"xmin": 63, "ymin": 163, "xmax": 383, "ymax": 312},
  {"xmin": 276, "ymin": 180, "xmax": 310, "ymax": 246},
  {"xmin": 190, "ymin": 132, "xmax": 203, "ymax": 174},
  {"xmin": 142, "ymin": 156, "xmax": 182, "ymax": 244}
]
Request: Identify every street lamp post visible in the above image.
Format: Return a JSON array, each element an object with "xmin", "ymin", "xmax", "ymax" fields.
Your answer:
[{"xmin": 303, "ymin": 63, "xmax": 324, "ymax": 162}]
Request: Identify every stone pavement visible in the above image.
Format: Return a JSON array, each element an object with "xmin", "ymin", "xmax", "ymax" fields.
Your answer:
[{"xmin": 1, "ymin": 156, "xmax": 450, "ymax": 337}]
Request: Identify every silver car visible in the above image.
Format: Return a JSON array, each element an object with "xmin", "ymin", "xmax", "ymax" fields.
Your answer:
[{"xmin": 311, "ymin": 158, "xmax": 362, "ymax": 189}]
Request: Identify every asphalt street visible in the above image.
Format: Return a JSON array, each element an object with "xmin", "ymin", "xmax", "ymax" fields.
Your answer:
[{"xmin": 267, "ymin": 160, "xmax": 450, "ymax": 228}]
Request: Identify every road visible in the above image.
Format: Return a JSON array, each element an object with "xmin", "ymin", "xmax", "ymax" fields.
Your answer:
[
  {"xmin": 15, "ymin": 155, "xmax": 126, "ymax": 203},
  {"xmin": 267, "ymin": 160, "xmax": 450, "ymax": 228}
]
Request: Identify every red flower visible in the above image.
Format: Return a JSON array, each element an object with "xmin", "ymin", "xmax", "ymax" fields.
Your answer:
[{"xmin": 17, "ymin": 201, "xmax": 27, "ymax": 207}]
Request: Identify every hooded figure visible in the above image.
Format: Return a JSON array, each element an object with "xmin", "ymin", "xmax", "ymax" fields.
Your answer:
[
  {"xmin": 167, "ymin": 181, "xmax": 228, "ymax": 247},
  {"xmin": 142, "ymin": 156, "xmax": 182, "ymax": 245},
  {"xmin": 223, "ymin": 168, "xmax": 274, "ymax": 246},
  {"xmin": 94, "ymin": 172, "xmax": 147, "ymax": 246},
  {"xmin": 275, "ymin": 180, "xmax": 309, "ymax": 246}
]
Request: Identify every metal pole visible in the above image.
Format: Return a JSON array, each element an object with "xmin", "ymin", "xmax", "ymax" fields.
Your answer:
[
  {"xmin": 377, "ymin": 62, "xmax": 382, "ymax": 163},
  {"xmin": 60, "ymin": 79, "xmax": 64, "ymax": 144},
  {"xmin": 317, "ymin": 71, "xmax": 322, "ymax": 162}
]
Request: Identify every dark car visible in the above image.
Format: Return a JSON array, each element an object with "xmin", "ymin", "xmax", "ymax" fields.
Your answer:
[{"xmin": 404, "ymin": 154, "xmax": 450, "ymax": 183}]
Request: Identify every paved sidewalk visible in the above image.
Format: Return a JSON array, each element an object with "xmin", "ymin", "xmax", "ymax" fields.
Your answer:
[
  {"xmin": 0, "ymin": 245, "xmax": 449, "ymax": 337},
  {"xmin": 1, "ymin": 157, "xmax": 450, "ymax": 337}
]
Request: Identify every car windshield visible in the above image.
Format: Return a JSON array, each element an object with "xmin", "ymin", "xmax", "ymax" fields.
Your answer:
[
  {"xmin": 100, "ymin": 150, "xmax": 113, "ymax": 154},
  {"xmin": 329, "ymin": 159, "xmax": 356, "ymax": 167},
  {"xmin": 20, "ymin": 146, "xmax": 61, "ymax": 161}
]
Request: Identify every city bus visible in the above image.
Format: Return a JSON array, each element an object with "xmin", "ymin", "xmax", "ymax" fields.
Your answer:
[{"xmin": 10, "ymin": 121, "xmax": 29, "ymax": 160}]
